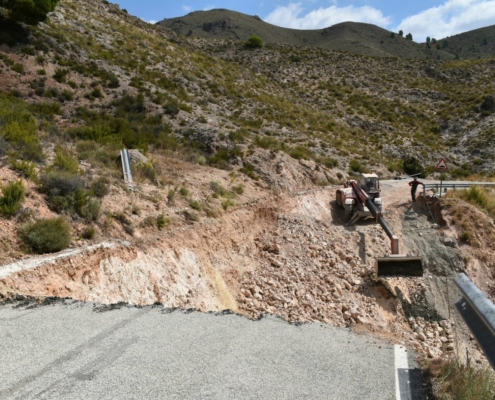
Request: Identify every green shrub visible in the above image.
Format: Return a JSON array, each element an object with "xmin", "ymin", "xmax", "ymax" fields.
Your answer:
[
  {"xmin": 29, "ymin": 101, "xmax": 62, "ymax": 117},
  {"xmin": 0, "ymin": 180, "xmax": 25, "ymax": 216},
  {"xmin": 229, "ymin": 129, "xmax": 249, "ymax": 143},
  {"xmin": 107, "ymin": 74, "xmax": 120, "ymax": 89},
  {"xmin": 403, "ymin": 156, "xmax": 426, "ymax": 178},
  {"xmin": 11, "ymin": 63, "xmax": 24, "ymax": 74},
  {"xmin": 81, "ymin": 226, "xmax": 95, "ymax": 240},
  {"xmin": 111, "ymin": 212, "xmax": 134, "ymax": 235},
  {"xmin": 52, "ymin": 149, "xmax": 80, "ymax": 173},
  {"xmin": 210, "ymin": 181, "xmax": 235, "ymax": 199},
  {"xmin": 90, "ymin": 177, "xmax": 110, "ymax": 198},
  {"xmin": 0, "ymin": 95, "xmax": 44, "ymax": 162},
  {"xmin": 189, "ymin": 199, "xmax": 202, "ymax": 211},
  {"xmin": 9, "ymin": 89, "xmax": 23, "ymax": 98},
  {"xmin": 428, "ymin": 357, "xmax": 495, "ymax": 399},
  {"xmin": 221, "ymin": 199, "xmax": 235, "ymax": 210},
  {"xmin": 164, "ymin": 101, "xmax": 180, "ymax": 117},
  {"xmin": 91, "ymin": 87, "xmax": 103, "ymax": 98},
  {"xmin": 167, "ymin": 189, "xmax": 176, "ymax": 205},
  {"xmin": 208, "ymin": 148, "xmax": 231, "ymax": 170},
  {"xmin": 460, "ymin": 231, "xmax": 472, "ymax": 243},
  {"xmin": 289, "ymin": 146, "xmax": 312, "ymax": 160},
  {"xmin": 19, "ymin": 217, "xmax": 71, "ymax": 254},
  {"xmin": 40, "ymin": 172, "xmax": 91, "ymax": 215},
  {"xmin": 59, "ymin": 89, "xmax": 74, "ymax": 102},
  {"xmin": 240, "ymin": 163, "xmax": 260, "ymax": 180},
  {"xmin": 463, "ymin": 186, "xmax": 487, "ymax": 208},
  {"xmin": 40, "ymin": 172, "xmax": 84, "ymax": 197},
  {"xmin": 179, "ymin": 187, "xmax": 189, "ymax": 196},
  {"xmin": 10, "ymin": 159, "xmax": 38, "ymax": 181},
  {"xmin": 44, "ymin": 87, "xmax": 59, "ymax": 98},
  {"xmin": 133, "ymin": 162, "xmax": 156, "ymax": 182},
  {"xmin": 232, "ymin": 184, "xmax": 244, "ymax": 195},
  {"xmin": 349, "ymin": 159, "xmax": 366, "ymax": 173},
  {"xmin": 53, "ymin": 68, "xmax": 68, "ymax": 83},
  {"xmin": 320, "ymin": 157, "xmax": 339, "ymax": 168},
  {"xmin": 81, "ymin": 199, "xmax": 100, "ymax": 222},
  {"xmin": 247, "ymin": 35, "xmax": 264, "ymax": 48},
  {"xmin": 156, "ymin": 214, "xmax": 169, "ymax": 230},
  {"xmin": 3, "ymin": 0, "xmax": 61, "ymax": 25},
  {"xmin": 254, "ymin": 136, "xmax": 285, "ymax": 150},
  {"xmin": 21, "ymin": 45, "xmax": 35, "ymax": 55}
]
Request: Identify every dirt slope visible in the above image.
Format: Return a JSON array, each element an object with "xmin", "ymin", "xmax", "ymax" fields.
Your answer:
[{"xmin": 2, "ymin": 179, "xmax": 482, "ymax": 363}]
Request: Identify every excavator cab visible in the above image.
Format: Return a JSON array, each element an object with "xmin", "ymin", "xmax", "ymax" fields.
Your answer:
[{"xmin": 360, "ymin": 174, "xmax": 380, "ymax": 196}]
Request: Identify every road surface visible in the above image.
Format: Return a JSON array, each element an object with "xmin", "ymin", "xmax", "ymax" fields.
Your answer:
[{"xmin": 0, "ymin": 299, "xmax": 425, "ymax": 400}]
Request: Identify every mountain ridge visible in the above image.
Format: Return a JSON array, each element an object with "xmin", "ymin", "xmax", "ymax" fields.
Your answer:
[{"xmin": 159, "ymin": 8, "xmax": 495, "ymax": 60}]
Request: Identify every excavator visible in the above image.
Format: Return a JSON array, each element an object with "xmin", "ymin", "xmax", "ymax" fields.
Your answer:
[{"xmin": 336, "ymin": 173, "xmax": 423, "ymax": 278}]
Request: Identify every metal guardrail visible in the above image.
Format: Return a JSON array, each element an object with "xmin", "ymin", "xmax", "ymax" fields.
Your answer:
[
  {"xmin": 422, "ymin": 182, "xmax": 495, "ymax": 197},
  {"xmin": 120, "ymin": 149, "xmax": 133, "ymax": 190},
  {"xmin": 454, "ymin": 273, "xmax": 495, "ymax": 369}
]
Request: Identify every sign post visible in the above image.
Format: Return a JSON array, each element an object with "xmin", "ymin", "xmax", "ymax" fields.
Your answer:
[{"xmin": 435, "ymin": 158, "xmax": 449, "ymax": 197}]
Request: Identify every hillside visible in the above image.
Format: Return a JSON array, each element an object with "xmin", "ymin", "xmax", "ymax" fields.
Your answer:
[
  {"xmin": 158, "ymin": 9, "xmax": 455, "ymax": 60},
  {"xmin": 437, "ymin": 24, "xmax": 495, "ymax": 59}
]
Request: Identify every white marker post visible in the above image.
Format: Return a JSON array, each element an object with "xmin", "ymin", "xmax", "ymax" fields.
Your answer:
[{"xmin": 435, "ymin": 158, "xmax": 449, "ymax": 197}]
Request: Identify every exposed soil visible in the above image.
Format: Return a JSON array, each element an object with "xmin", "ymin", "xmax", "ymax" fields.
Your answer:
[{"xmin": 2, "ymin": 168, "xmax": 492, "ymax": 365}]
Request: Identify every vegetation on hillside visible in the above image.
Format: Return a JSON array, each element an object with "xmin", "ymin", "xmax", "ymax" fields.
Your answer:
[
  {"xmin": 428, "ymin": 357, "xmax": 495, "ymax": 399},
  {"xmin": 18, "ymin": 217, "xmax": 71, "ymax": 253},
  {"xmin": 246, "ymin": 35, "xmax": 263, "ymax": 48},
  {"xmin": 2, "ymin": 0, "xmax": 61, "ymax": 25},
  {"xmin": 0, "ymin": 180, "xmax": 25, "ymax": 216}
]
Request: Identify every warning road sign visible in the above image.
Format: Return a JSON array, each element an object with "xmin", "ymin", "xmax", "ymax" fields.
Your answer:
[{"xmin": 435, "ymin": 158, "xmax": 449, "ymax": 171}]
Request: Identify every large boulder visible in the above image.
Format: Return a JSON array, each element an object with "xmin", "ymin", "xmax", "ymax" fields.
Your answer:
[{"xmin": 127, "ymin": 149, "xmax": 150, "ymax": 165}]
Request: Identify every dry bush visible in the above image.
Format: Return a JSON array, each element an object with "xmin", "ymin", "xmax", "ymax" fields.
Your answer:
[{"xmin": 427, "ymin": 357, "xmax": 495, "ymax": 400}]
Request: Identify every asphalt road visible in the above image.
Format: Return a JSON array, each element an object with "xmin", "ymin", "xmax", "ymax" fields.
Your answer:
[{"xmin": 0, "ymin": 300, "xmax": 424, "ymax": 400}]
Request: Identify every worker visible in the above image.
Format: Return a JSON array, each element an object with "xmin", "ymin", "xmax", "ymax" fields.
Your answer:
[{"xmin": 409, "ymin": 176, "xmax": 423, "ymax": 202}]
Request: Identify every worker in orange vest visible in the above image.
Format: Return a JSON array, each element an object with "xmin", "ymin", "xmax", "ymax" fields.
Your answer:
[{"xmin": 409, "ymin": 176, "xmax": 423, "ymax": 202}]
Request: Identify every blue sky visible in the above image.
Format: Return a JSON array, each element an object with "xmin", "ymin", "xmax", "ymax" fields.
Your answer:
[{"xmin": 113, "ymin": 0, "xmax": 495, "ymax": 42}]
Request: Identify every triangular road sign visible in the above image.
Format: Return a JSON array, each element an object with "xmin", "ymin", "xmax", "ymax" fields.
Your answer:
[{"xmin": 435, "ymin": 158, "xmax": 449, "ymax": 170}]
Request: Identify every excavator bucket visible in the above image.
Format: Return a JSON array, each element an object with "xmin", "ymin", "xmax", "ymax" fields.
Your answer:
[{"xmin": 376, "ymin": 255, "xmax": 423, "ymax": 277}]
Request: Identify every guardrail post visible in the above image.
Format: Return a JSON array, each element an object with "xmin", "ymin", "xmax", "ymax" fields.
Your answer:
[
  {"xmin": 454, "ymin": 273, "xmax": 495, "ymax": 370},
  {"xmin": 120, "ymin": 149, "xmax": 133, "ymax": 191}
]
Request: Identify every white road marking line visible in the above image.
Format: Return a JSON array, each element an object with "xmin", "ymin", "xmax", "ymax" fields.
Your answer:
[{"xmin": 395, "ymin": 344, "xmax": 410, "ymax": 400}]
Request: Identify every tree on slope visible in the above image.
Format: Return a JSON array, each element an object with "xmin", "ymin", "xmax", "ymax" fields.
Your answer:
[
  {"xmin": 1, "ymin": 0, "xmax": 60, "ymax": 25},
  {"xmin": 246, "ymin": 35, "xmax": 264, "ymax": 49}
]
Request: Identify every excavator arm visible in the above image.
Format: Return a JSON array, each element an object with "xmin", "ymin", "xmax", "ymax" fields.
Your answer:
[{"xmin": 348, "ymin": 180, "xmax": 423, "ymax": 277}]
